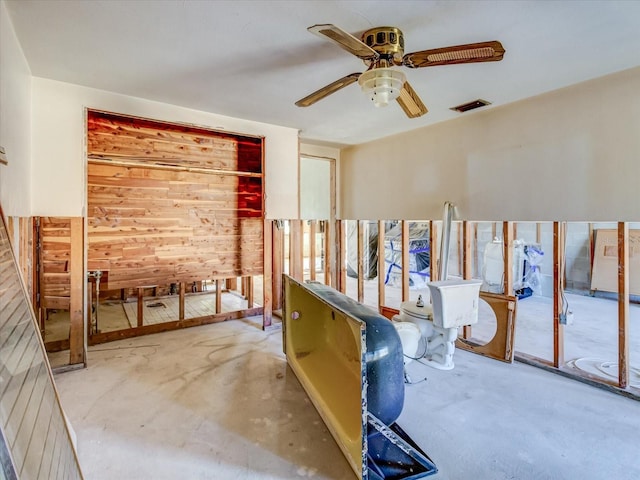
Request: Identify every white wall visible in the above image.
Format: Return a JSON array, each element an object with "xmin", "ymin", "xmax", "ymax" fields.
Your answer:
[
  {"xmin": 31, "ymin": 78, "xmax": 300, "ymax": 218},
  {"xmin": 0, "ymin": 0, "xmax": 31, "ymax": 216},
  {"xmin": 341, "ymin": 67, "xmax": 640, "ymax": 222}
]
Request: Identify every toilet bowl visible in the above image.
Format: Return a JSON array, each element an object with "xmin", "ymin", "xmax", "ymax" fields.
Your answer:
[
  {"xmin": 392, "ymin": 320, "xmax": 422, "ymax": 365},
  {"xmin": 393, "ymin": 280, "xmax": 482, "ymax": 370},
  {"xmin": 397, "ymin": 297, "xmax": 433, "ymax": 337}
]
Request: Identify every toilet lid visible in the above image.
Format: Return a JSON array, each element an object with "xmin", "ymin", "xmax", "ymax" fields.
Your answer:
[{"xmin": 401, "ymin": 300, "xmax": 433, "ymax": 320}]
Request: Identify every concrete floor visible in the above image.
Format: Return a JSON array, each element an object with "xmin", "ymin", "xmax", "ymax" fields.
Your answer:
[{"xmin": 53, "ymin": 317, "xmax": 640, "ymax": 480}]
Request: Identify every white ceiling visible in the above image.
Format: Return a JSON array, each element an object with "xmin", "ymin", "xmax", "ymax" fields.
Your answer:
[{"xmin": 6, "ymin": 0, "xmax": 640, "ymax": 146}]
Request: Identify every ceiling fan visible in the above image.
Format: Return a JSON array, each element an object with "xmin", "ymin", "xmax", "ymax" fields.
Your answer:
[{"xmin": 295, "ymin": 24, "xmax": 505, "ymax": 118}]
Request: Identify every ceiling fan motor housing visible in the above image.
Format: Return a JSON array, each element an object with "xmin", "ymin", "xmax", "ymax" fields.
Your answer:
[{"xmin": 361, "ymin": 26, "xmax": 405, "ymax": 65}]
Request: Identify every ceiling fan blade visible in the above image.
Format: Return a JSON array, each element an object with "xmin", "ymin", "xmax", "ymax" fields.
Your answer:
[
  {"xmin": 308, "ymin": 24, "xmax": 379, "ymax": 61},
  {"xmin": 295, "ymin": 73, "xmax": 361, "ymax": 107},
  {"xmin": 396, "ymin": 81, "xmax": 428, "ymax": 118},
  {"xmin": 403, "ymin": 40, "xmax": 505, "ymax": 68}
]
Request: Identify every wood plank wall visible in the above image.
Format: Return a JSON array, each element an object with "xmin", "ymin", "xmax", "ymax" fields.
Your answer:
[
  {"xmin": 86, "ymin": 110, "xmax": 264, "ymax": 291},
  {"xmin": 0, "ymin": 210, "xmax": 83, "ymax": 479},
  {"xmin": 39, "ymin": 217, "xmax": 72, "ymax": 310}
]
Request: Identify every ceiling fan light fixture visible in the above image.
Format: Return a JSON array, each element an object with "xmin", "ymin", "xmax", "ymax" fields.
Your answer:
[{"xmin": 358, "ymin": 68, "xmax": 406, "ymax": 107}]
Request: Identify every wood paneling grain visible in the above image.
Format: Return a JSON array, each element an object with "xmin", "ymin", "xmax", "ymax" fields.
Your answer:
[
  {"xmin": 86, "ymin": 110, "xmax": 264, "ymax": 292},
  {"xmin": 39, "ymin": 217, "xmax": 72, "ymax": 309},
  {"xmin": 87, "ymin": 110, "xmax": 262, "ymax": 174}
]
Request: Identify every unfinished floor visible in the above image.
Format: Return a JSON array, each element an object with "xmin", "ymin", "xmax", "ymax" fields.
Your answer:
[{"xmin": 52, "ymin": 317, "xmax": 640, "ymax": 480}]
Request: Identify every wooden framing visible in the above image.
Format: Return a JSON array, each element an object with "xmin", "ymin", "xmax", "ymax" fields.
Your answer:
[
  {"xmin": 324, "ymin": 220, "xmax": 331, "ymax": 286},
  {"xmin": 473, "ymin": 223, "xmax": 479, "ymax": 278},
  {"xmin": 215, "ymin": 279, "xmax": 223, "ymax": 313},
  {"xmin": 588, "ymin": 222, "xmax": 595, "ymax": 273},
  {"xmin": 263, "ymin": 219, "xmax": 273, "ymax": 326},
  {"xmin": 503, "ymin": 221, "xmax": 513, "ymax": 296},
  {"xmin": 137, "ymin": 288, "xmax": 144, "ymax": 327},
  {"xmin": 245, "ymin": 276, "xmax": 254, "ymax": 308},
  {"xmin": 377, "ymin": 220, "xmax": 386, "ymax": 312},
  {"xmin": 9, "ymin": 111, "xmax": 271, "ymax": 353},
  {"xmin": 69, "ymin": 217, "xmax": 85, "ymax": 365},
  {"xmin": 617, "ymin": 222, "xmax": 629, "ymax": 388},
  {"xmin": 335, "ymin": 220, "xmax": 346, "ymax": 293},
  {"xmin": 271, "ymin": 220, "xmax": 283, "ymax": 311},
  {"xmin": 179, "ymin": 282, "xmax": 186, "ymax": 320},
  {"xmin": 262, "ymin": 214, "xmax": 636, "ymax": 398},
  {"xmin": 89, "ymin": 307, "xmax": 263, "ymax": 345},
  {"xmin": 357, "ymin": 220, "xmax": 364, "ymax": 303},
  {"xmin": 553, "ymin": 221, "xmax": 565, "ymax": 368},
  {"xmin": 309, "ymin": 220, "xmax": 317, "ymax": 281},
  {"xmin": 462, "ymin": 221, "xmax": 473, "ymax": 339},
  {"xmin": 289, "ymin": 219, "xmax": 303, "ymax": 281},
  {"xmin": 226, "ymin": 278, "xmax": 238, "ymax": 291},
  {"xmin": 429, "ymin": 221, "xmax": 439, "ymax": 282},
  {"xmin": 401, "ymin": 220, "xmax": 410, "ymax": 302}
]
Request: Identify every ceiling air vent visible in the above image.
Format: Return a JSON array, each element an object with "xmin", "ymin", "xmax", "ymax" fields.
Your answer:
[{"xmin": 450, "ymin": 99, "xmax": 491, "ymax": 113}]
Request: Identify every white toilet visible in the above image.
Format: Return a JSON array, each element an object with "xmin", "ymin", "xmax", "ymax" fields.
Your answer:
[{"xmin": 393, "ymin": 279, "xmax": 482, "ymax": 370}]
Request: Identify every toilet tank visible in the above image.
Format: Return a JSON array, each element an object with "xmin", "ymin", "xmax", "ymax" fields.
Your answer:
[{"xmin": 427, "ymin": 279, "xmax": 483, "ymax": 328}]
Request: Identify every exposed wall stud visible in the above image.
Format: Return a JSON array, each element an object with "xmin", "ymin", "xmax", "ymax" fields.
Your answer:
[
  {"xmin": 216, "ymin": 279, "xmax": 222, "ymax": 313},
  {"xmin": 271, "ymin": 220, "xmax": 282, "ymax": 312},
  {"xmin": 324, "ymin": 220, "xmax": 332, "ymax": 286},
  {"xmin": 263, "ymin": 220, "xmax": 273, "ymax": 327},
  {"xmin": 137, "ymin": 287, "xmax": 144, "ymax": 327},
  {"xmin": 553, "ymin": 221, "xmax": 565, "ymax": 368},
  {"xmin": 69, "ymin": 217, "xmax": 85, "ymax": 365},
  {"xmin": 618, "ymin": 222, "xmax": 629, "ymax": 388},
  {"xmin": 309, "ymin": 220, "xmax": 317, "ymax": 281},
  {"xmin": 463, "ymin": 221, "xmax": 473, "ymax": 339},
  {"xmin": 430, "ymin": 221, "xmax": 439, "ymax": 282},
  {"xmin": 503, "ymin": 221, "xmax": 514, "ymax": 296},
  {"xmin": 401, "ymin": 220, "xmax": 410, "ymax": 302},
  {"xmin": 335, "ymin": 220, "xmax": 346, "ymax": 293},
  {"xmin": 290, "ymin": 220, "xmax": 303, "ymax": 281},
  {"xmin": 378, "ymin": 220, "xmax": 386, "ymax": 311},
  {"xmin": 246, "ymin": 276, "xmax": 254, "ymax": 308},
  {"xmin": 357, "ymin": 220, "xmax": 365, "ymax": 303},
  {"xmin": 179, "ymin": 282, "xmax": 185, "ymax": 321}
]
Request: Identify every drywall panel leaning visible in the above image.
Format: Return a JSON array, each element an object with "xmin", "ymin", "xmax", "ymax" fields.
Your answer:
[{"xmin": 591, "ymin": 229, "xmax": 640, "ymax": 296}]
